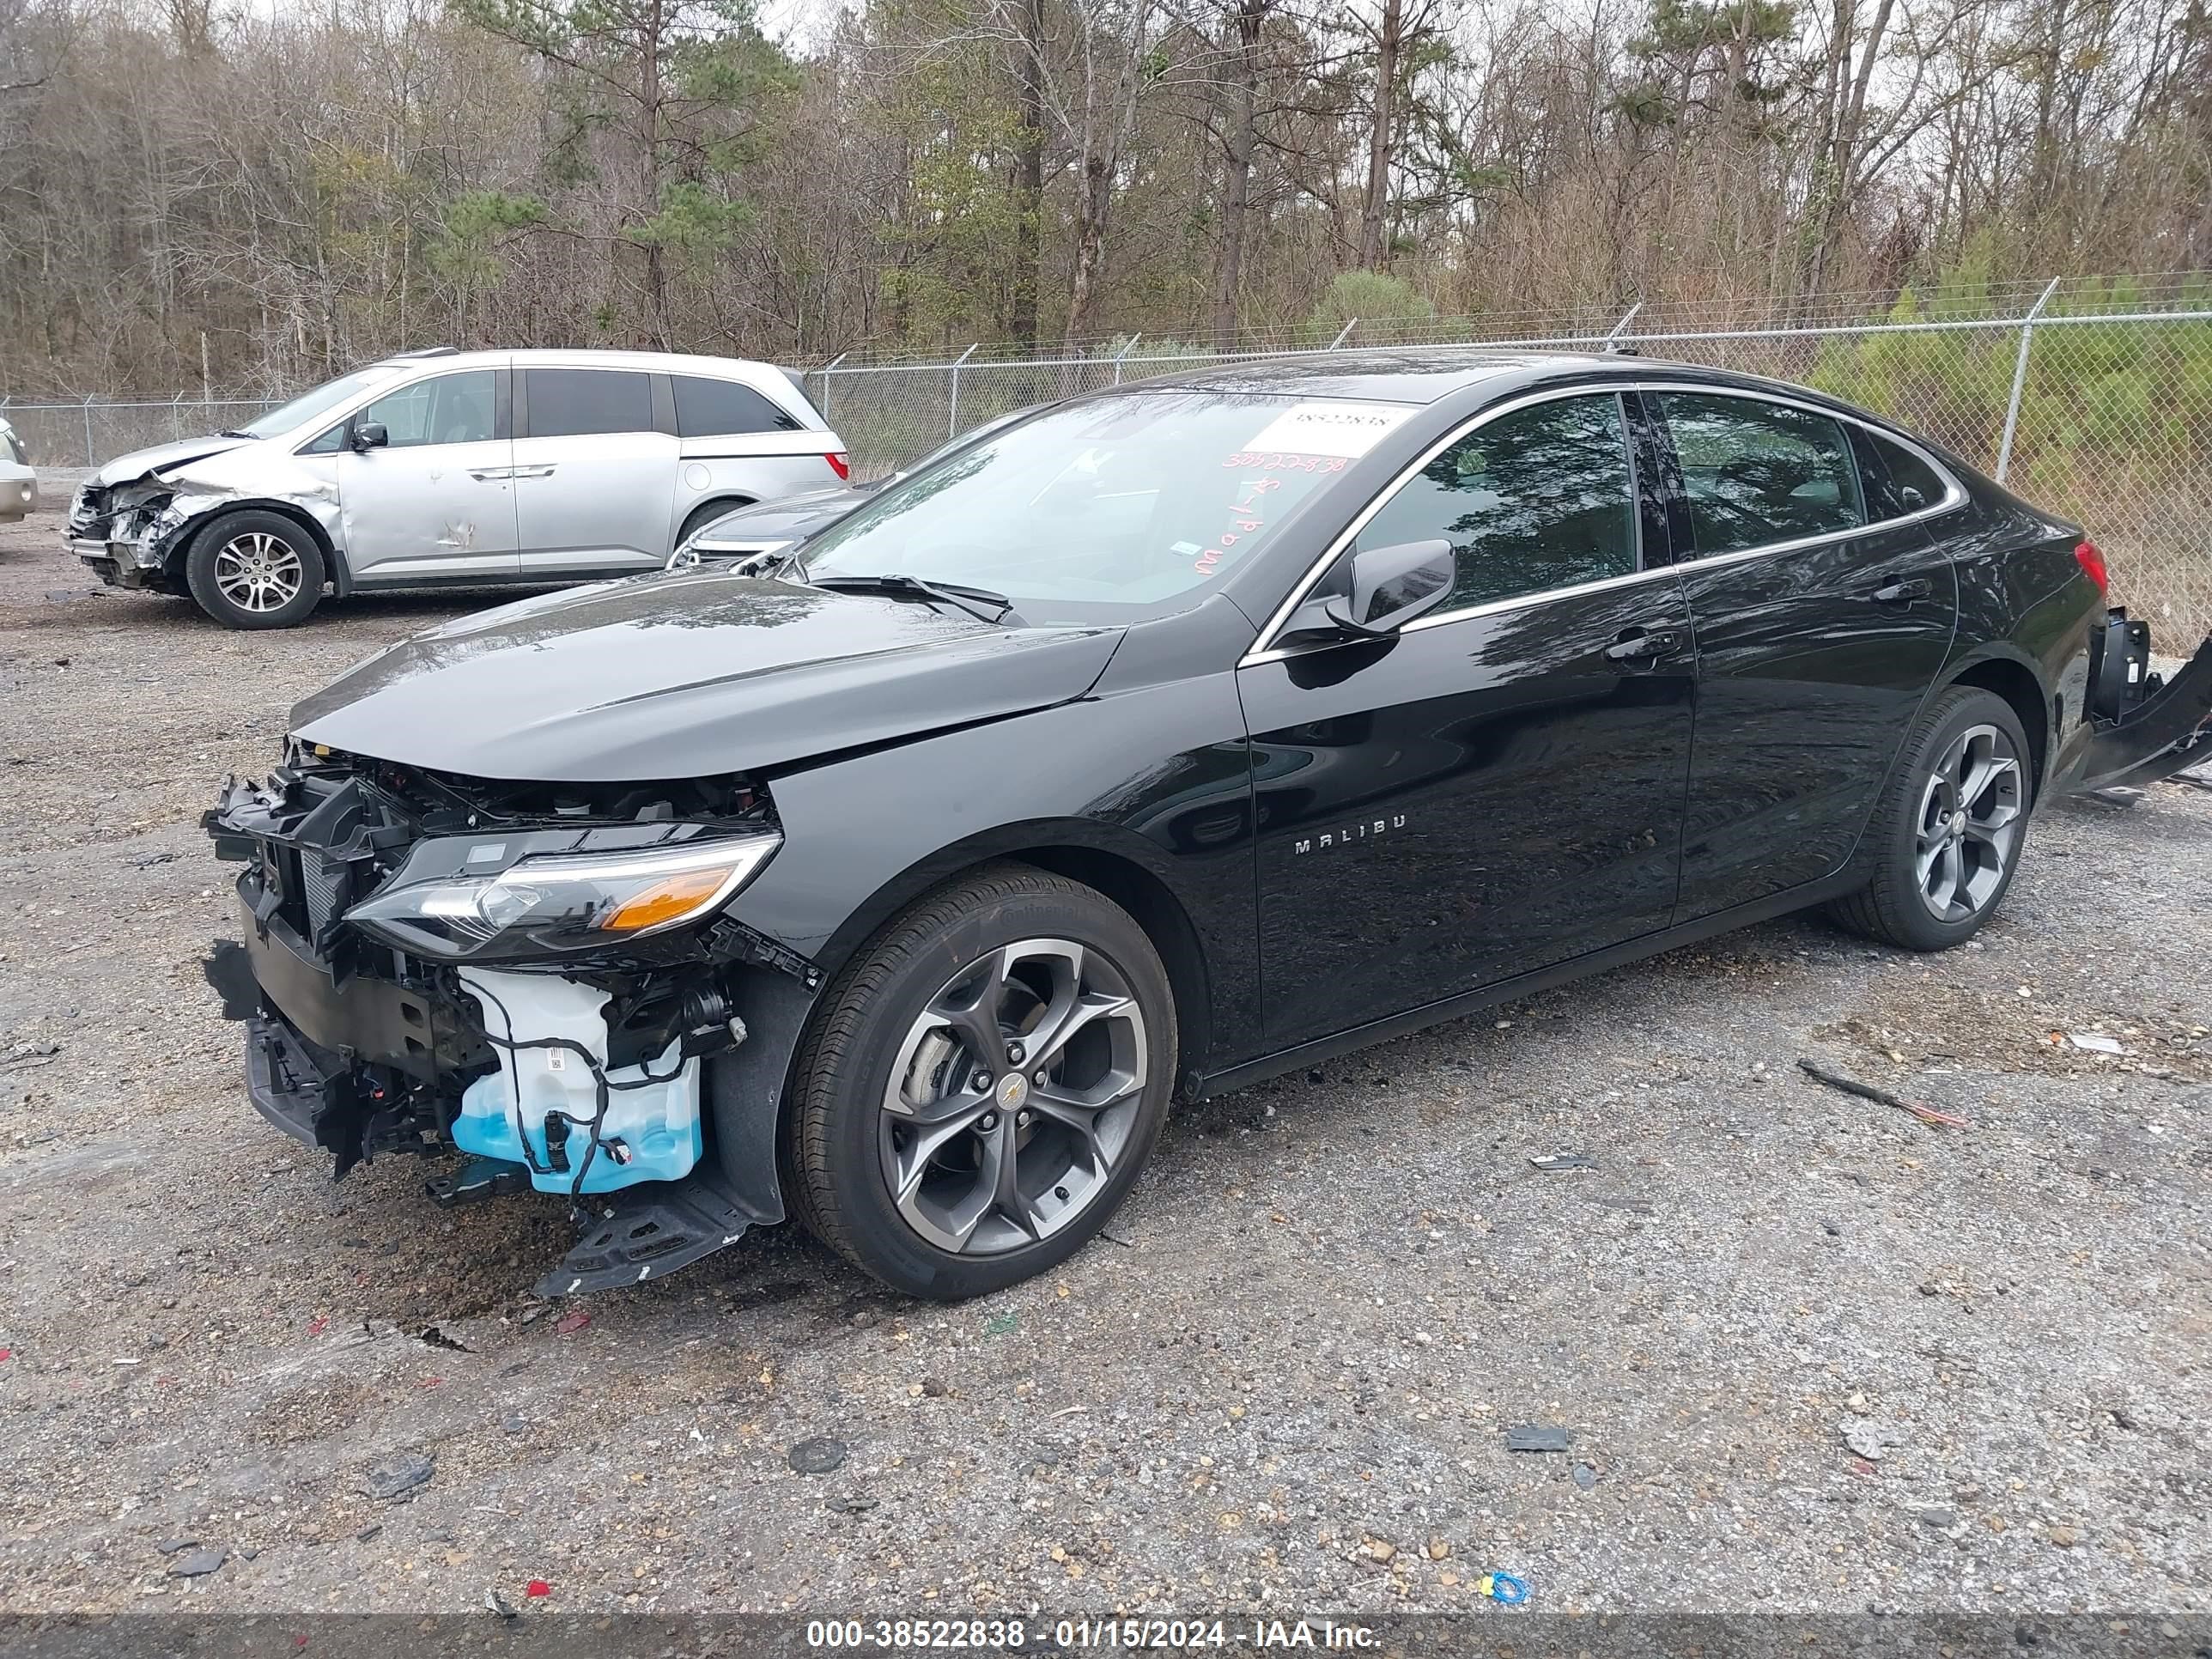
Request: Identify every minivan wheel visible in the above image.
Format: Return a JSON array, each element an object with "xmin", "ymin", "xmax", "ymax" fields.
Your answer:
[
  {"xmin": 787, "ymin": 864, "xmax": 1176, "ymax": 1299},
  {"xmin": 1828, "ymin": 686, "xmax": 2031, "ymax": 951},
  {"xmin": 185, "ymin": 510, "xmax": 326, "ymax": 629}
]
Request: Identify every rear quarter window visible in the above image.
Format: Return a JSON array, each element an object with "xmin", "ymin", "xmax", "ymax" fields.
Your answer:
[
  {"xmin": 672, "ymin": 375, "xmax": 804, "ymax": 438},
  {"xmin": 1860, "ymin": 429, "xmax": 1952, "ymax": 520}
]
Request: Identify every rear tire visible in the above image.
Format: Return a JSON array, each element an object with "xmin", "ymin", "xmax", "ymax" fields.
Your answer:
[
  {"xmin": 787, "ymin": 863, "xmax": 1176, "ymax": 1299},
  {"xmin": 1827, "ymin": 686, "xmax": 2031, "ymax": 951},
  {"xmin": 675, "ymin": 497, "xmax": 752, "ymax": 552},
  {"xmin": 184, "ymin": 510, "xmax": 325, "ymax": 629}
]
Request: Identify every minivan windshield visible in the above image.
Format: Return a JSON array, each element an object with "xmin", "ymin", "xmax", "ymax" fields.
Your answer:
[
  {"xmin": 797, "ymin": 390, "xmax": 1414, "ymax": 616},
  {"xmin": 237, "ymin": 365, "xmax": 405, "ymax": 440}
]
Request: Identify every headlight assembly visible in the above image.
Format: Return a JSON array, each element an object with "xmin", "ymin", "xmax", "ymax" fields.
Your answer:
[{"xmin": 344, "ymin": 832, "xmax": 780, "ymax": 961}]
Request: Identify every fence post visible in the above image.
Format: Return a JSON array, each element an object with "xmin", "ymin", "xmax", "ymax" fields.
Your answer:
[
  {"xmin": 1113, "ymin": 334, "xmax": 1141, "ymax": 386},
  {"xmin": 1996, "ymin": 277, "xmax": 2062, "ymax": 483},
  {"xmin": 814, "ymin": 352, "xmax": 847, "ymax": 422},
  {"xmin": 82, "ymin": 397, "xmax": 95, "ymax": 469},
  {"xmin": 1329, "ymin": 319, "xmax": 1358, "ymax": 350},
  {"xmin": 948, "ymin": 343, "xmax": 978, "ymax": 440}
]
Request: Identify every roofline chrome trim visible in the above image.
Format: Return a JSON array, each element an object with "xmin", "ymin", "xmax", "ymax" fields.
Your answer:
[{"xmin": 1239, "ymin": 379, "xmax": 1969, "ymax": 668}]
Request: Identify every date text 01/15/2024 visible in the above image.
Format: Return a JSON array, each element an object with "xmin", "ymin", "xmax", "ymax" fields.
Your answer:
[{"xmin": 802, "ymin": 1618, "xmax": 1384, "ymax": 1650}]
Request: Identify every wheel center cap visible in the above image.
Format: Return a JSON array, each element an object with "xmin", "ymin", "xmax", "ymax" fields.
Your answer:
[
  {"xmin": 997, "ymin": 1073, "xmax": 1028, "ymax": 1110},
  {"xmin": 1949, "ymin": 811, "xmax": 1967, "ymax": 838}
]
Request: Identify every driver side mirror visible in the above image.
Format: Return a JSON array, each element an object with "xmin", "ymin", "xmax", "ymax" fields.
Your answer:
[
  {"xmin": 1289, "ymin": 539, "xmax": 1455, "ymax": 641},
  {"xmin": 350, "ymin": 422, "xmax": 388, "ymax": 453}
]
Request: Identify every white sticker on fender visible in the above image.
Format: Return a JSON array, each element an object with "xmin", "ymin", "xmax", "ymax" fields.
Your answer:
[{"xmin": 1239, "ymin": 401, "xmax": 1413, "ymax": 459}]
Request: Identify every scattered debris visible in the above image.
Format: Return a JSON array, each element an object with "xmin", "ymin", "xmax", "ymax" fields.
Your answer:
[
  {"xmin": 836, "ymin": 1494, "xmax": 880, "ymax": 1514},
  {"xmin": 526, "ymin": 1578, "xmax": 552, "ymax": 1598},
  {"xmin": 167, "ymin": 1547, "xmax": 226, "ymax": 1578},
  {"xmin": 1, "ymin": 1041, "xmax": 62, "ymax": 1071},
  {"xmin": 1527, "ymin": 1153, "xmax": 1597, "ymax": 1173},
  {"xmin": 1572, "ymin": 1462, "xmax": 1599, "ymax": 1490},
  {"xmin": 1842, "ymin": 1420, "xmax": 1894, "ymax": 1461},
  {"xmin": 787, "ymin": 1436, "xmax": 848, "ymax": 1474},
  {"xmin": 129, "ymin": 852, "xmax": 177, "ymax": 869},
  {"xmin": 921, "ymin": 1376, "xmax": 948, "ymax": 1397},
  {"xmin": 358, "ymin": 1450, "xmax": 435, "ymax": 1502},
  {"xmin": 155, "ymin": 1538, "xmax": 200, "ymax": 1555},
  {"xmin": 1797, "ymin": 1059, "xmax": 1971, "ymax": 1129},
  {"xmin": 552, "ymin": 1310, "xmax": 591, "ymax": 1335},
  {"xmin": 1476, "ymin": 1570, "xmax": 1530, "ymax": 1604},
  {"xmin": 1504, "ymin": 1422, "xmax": 1574, "ymax": 1453},
  {"xmin": 2066, "ymin": 1033, "xmax": 2124, "ymax": 1055},
  {"xmin": 484, "ymin": 1588, "xmax": 518, "ymax": 1620},
  {"xmin": 417, "ymin": 1326, "xmax": 470, "ymax": 1352},
  {"xmin": 981, "ymin": 1311, "xmax": 1018, "ymax": 1337},
  {"xmin": 355, "ymin": 1524, "xmax": 382, "ymax": 1544}
]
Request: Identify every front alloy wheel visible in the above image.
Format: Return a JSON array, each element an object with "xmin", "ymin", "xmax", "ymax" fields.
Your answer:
[
  {"xmin": 185, "ymin": 508, "xmax": 326, "ymax": 629},
  {"xmin": 881, "ymin": 939, "xmax": 1148, "ymax": 1255},
  {"xmin": 787, "ymin": 865, "xmax": 1176, "ymax": 1298}
]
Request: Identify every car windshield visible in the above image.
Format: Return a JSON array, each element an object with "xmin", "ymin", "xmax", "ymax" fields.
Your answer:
[
  {"xmin": 796, "ymin": 390, "xmax": 1415, "ymax": 616},
  {"xmin": 237, "ymin": 365, "xmax": 405, "ymax": 439}
]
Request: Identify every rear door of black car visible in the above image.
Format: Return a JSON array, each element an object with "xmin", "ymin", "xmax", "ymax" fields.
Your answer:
[
  {"xmin": 1649, "ymin": 388, "xmax": 1960, "ymax": 919},
  {"xmin": 1237, "ymin": 388, "xmax": 1696, "ymax": 1050}
]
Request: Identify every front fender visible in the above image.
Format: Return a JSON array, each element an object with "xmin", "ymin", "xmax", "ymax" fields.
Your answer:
[{"xmin": 727, "ymin": 635, "xmax": 1263, "ymax": 1065}]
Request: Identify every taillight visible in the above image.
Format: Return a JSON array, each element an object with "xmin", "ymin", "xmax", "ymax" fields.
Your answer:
[
  {"xmin": 2074, "ymin": 539, "xmax": 2109, "ymax": 596},
  {"xmin": 824, "ymin": 452, "xmax": 850, "ymax": 481}
]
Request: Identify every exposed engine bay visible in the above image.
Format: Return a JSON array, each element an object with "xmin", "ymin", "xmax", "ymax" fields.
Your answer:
[{"xmin": 203, "ymin": 745, "xmax": 817, "ymax": 1293}]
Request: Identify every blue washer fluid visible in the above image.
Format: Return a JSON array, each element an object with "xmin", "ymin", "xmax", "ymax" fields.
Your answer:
[{"xmin": 453, "ymin": 968, "xmax": 702, "ymax": 1194}]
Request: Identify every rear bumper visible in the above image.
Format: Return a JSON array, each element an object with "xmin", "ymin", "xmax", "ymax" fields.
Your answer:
[{"xmin": 2068, "ymin": 611, "xmax": 2212, "ymax": 792}]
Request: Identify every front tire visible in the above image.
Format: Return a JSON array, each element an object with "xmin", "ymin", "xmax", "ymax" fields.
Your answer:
[
  {"xmin": 787, "ymin": 864, "xmax": 1176, "ymax": 1299},
  {"xmin": 185, "ymin": 510, "xmax": 325, "ymax": 629},
  {"xmin": 1828, "ymin": 685, "xmax": 2031, "ymax": 951}
]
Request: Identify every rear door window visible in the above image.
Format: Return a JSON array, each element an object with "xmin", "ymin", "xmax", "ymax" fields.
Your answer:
[
  {"xmin": 523, "ymin": 368, "xmax": 653, "ymax": 438},
  {"xmin": 1658, "ymin": 392, "xmax": 1865, "ymax": 556},
  {"xmin": 672, "ymin": 374, "xmax": 804, "ymax": 437},
  {"xmin": 1352, "ymin": 392, "xmax": 1639, "ymax": 611}
]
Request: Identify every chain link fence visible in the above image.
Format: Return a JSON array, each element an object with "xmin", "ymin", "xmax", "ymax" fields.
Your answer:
[
  {"xmin": 0, "ymin": 397, "xmax": 289, "ymax": 483},
  {"xmin": 9, "ymin": 281, "xmax": 2208, "ymax": 637}
]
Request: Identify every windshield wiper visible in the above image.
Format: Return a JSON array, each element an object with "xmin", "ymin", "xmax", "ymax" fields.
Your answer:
[
  {"xmin": 216, "ymin": 428, "xmax": 257, "ymax": 440},
  {"xmin": 809, "ymin": 572, "xmax": 1020, "ymax": 625}
]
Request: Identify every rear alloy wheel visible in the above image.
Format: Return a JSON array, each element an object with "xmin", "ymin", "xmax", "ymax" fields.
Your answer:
[
  {"xmin": 185, "ymin": 510, "xmax": 326, "ymax": 629},
  {"xmin": 787, "ymin": 865, "xmax": 1175, "ymax": 1298},
  {"xmin": 1829, "ymin": 686, "xmax": 2032, "ymax": 951}
]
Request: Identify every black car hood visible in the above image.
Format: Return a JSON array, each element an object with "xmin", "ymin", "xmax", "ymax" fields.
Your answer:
[{"xmin": 291, "ymin": 569, "xmax": 1124, "ymax": 781}]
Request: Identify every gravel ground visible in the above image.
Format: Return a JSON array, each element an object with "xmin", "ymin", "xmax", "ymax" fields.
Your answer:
[{"xmin": 2, "ymin": 500, "xmax": 2208, "ymax": 1621}]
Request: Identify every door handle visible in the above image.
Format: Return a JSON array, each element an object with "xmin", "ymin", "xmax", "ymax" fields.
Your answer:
[
  {"xmin": 467, "ymin": 467, "xmax": 513, "ymax": 481},
  {"xmin": 509, "ymin": 465, "xmax": 557, "ymax": 479},
  {"xmin": 1606, "ymin": 627, "xmax": 1682, "ymax": 664},
  {"xmin": 1871, "ymin": 577, "xmax": 1929, "ymax": 604}
]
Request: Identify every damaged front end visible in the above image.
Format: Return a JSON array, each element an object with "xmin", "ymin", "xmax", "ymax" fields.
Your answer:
[
  {"xmin": 70, "ymin": 441, "xmax": 337, "ymax": 592},
  {"xmin": 2073, "ymin": 608, "xmax": 2212, "ymax": 792},
  {"xmin": 70, "ymin": 476, "xmax": 205, "ymax": 590},
  {"xmin": 204, "ymin": 748, "xmax": 817, "ymax": 1294}
]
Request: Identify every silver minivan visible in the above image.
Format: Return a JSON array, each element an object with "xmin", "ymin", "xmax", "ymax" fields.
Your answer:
[{"xmin": 68, "ymin": 348, "xmax": 848, "ymax": 628}]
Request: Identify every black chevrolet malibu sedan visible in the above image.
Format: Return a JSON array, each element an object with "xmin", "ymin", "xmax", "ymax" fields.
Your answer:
[{"xmin": 205, "ymin": 350, "xmax": 2212, "ymax": 1299}]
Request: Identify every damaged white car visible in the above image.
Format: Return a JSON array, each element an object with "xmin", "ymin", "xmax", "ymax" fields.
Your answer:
[{"xmin": 67, "ymin": 347, "xmax": 849, "ymax": 629}]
